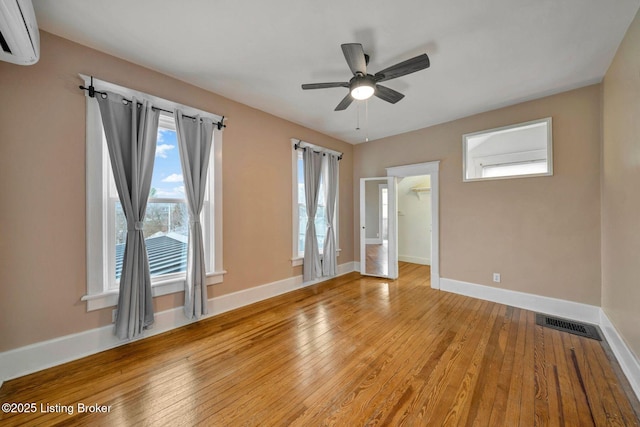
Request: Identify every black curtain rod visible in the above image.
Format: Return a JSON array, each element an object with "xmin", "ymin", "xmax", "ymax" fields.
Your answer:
[
  {"xmin": 294, "ymin": 142, "xmax": 343, "ymax": 161},
  {"xmin": 78, "ymin": 78, "xmax": 225, "ymax": 130}
]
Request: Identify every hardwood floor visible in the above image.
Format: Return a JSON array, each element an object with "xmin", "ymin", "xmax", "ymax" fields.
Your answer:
[{"xmin": 1, "ymin": 263, "xmax": 638, "ymax": 426}]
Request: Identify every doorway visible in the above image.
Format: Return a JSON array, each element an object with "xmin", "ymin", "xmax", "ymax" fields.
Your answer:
[
  {"xmin": 359, "ymin": 162, "xmax": 439, "ymax": 286},
  {"xmin": 386, "ymin": 161, "xmax": 440, "ymax": 289},
  {"xmin": 397, "ymin": 175, "xmax": 432, "ymax": 267}
]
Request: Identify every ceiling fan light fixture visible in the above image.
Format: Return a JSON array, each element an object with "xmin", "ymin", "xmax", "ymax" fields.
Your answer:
[
  {"xmin": 301, "ymin": 43, "xmax": 430, "ymax": 111},
  {"xmin": 351, "ymin": 83, "xmax": 375, "ymax": 100}
]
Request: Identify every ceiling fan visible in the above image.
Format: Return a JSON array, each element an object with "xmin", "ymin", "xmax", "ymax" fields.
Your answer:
[{"xmin": 301, "ymin": 43, "xmax": 430, "ymax": 111}]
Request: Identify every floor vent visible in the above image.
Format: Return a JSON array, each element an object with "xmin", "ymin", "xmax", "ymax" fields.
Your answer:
[{"xmin": 535, "ymin": 313, "xmax": 602, "ymax": 341}]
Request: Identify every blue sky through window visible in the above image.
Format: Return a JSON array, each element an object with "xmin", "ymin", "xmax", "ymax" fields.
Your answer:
[{"xmin": 153, "ymin": 128, "xmax": 184, "ymax": 199}]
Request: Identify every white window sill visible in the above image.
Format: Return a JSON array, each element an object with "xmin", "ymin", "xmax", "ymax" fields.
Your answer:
[
  {"xmin": 291, "ymin": 249, "xmax": 341, "ymax": 267},
  {"xmin": 82, "ymin": 270, "xmax": 227, "ymax": 311}
]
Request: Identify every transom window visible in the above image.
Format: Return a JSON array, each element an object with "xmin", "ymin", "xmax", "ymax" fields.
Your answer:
[{"xmin": 463, "ymin": 117, "xmax": 553, "ymax": 182}]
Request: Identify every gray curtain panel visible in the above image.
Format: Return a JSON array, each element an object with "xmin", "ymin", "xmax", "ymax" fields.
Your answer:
[
  {"xmin": 322, "ymin": 153, "xmax": 339, "ymax": 277},
  {"xmin": 303, "ymin": 148, "xmax": 324, "ymax": 281},
  {"xmin": 96, "ymin": 91, "xmax": 160, "ymax": 340},
  {"xmin": 174, "ymin": 110, "xmax": 214, "ymax": 319}
]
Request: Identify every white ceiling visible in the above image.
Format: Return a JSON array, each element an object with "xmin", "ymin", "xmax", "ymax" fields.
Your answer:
[{"xmin": 32, "ymin": 0, "xmax": 639, "ymax": 144}]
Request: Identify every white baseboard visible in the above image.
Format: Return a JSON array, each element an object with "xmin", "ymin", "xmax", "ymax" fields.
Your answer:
[
  {"xmin": 440, "ymin": 277, "xmax": 639, "ymax": 401},
  {"xmin": 398, "ymin": 255, "xmax": 430, "ymax": 265},
  {"xmin": 440, "ymin": 277, "xmax": 601, "ymax": 323},
  {"xmin": 365, "ymin": 238, "xmax": 382, "ymax": 244},
  {"xmin": 209, "ymin": 261, "xmax": 356, "ymax": 315},
  {"xmin": 599, "ymin": 310, "xmax": 640, "ymax": 401},
  {"xmin": 0, "ymin": 262, "xmax": 357, "ymax": 384}
]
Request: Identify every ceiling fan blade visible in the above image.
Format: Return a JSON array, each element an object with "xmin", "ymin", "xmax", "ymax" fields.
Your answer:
[
  {"xmin": 334, "ymin": 93, "xmax": 354, "ymax": 111},
  {"xmin": 375, "ymin": 85, "xmax": 405, "ymax": 104},
  {"xmin": 302, "ymin": 82, "xmax": 349, "ymax": 90},
  {"xmin": 341, "ymin": 43, "xmax": 367, "ymax": 75},
  {"xmin": 374, "ymin": 53, "xmax": 430, "ymax": 82}
]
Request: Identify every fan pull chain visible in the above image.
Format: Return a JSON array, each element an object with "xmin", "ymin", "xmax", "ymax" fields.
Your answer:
[
  {"xmin": 365, "ymin": 99, "xmax": 369, "ymax": 142},
  {"xmin": 356, "ymin": 101, "xmax": 360, "ymax": 131}
]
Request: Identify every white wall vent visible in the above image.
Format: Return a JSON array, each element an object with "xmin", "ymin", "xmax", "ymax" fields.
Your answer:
[{"xmin": 0, "ymin": 0, "xmax": 39, "ymax": 65}]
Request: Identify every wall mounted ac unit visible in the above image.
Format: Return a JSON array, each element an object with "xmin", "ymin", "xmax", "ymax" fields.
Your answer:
[{"xmin": 0, "ymin": 0, "xmax": 39, "ymax": 65}]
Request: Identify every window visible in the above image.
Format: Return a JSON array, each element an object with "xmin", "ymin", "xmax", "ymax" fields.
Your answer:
[
  {"xmin": 296, "ymin": 150, "xmax": 328, "ymax": 255},
  {"xmin": 83, "ymin": 75, "xmax": 224, "ymax": 310},
  {"xmin": 109, "ymin": 115, "xmax": 189, "ymax": 288},
  {"xmin": 463, "ymin": 117, "xmax": 552, "ymax": 181},
  {"xmin": 291, "ymin": 139, "xmax": 340, "ymax": 266}
]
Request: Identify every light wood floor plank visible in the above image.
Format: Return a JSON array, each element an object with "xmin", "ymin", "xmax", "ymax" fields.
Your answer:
[
  {"xmin": 1, "ymin": 263, "xmax": 638, "ymax": 426},
  {"xmin": 503, "ymin": 308, "xmax": 527, "ymax": 426}
]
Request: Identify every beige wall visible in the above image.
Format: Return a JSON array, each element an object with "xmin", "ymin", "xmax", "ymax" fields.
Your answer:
[
  {"xmin": 0, "ymin": 32, "xmax": 354, "ymax": 352},
  {"xmin": 602, "ymin": 10, "xmax": 640, "ymax": 359},
  {"xmin": 355, "ymin": 85, "xmax": 602, "ymax": 305}
]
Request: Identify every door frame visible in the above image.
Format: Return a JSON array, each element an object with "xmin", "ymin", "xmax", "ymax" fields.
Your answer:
[{"xmin": 386, "ymin": 161, "xmax": 440, "ymax": 289}]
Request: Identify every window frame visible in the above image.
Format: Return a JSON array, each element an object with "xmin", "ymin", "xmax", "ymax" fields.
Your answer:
[
  {"xmin": 82, "ymin": 75, "xmax": 225, "ymax": 311},
  {"xmin": 290, "ymin": 139, "xmax": 340, "ymax": 266}
]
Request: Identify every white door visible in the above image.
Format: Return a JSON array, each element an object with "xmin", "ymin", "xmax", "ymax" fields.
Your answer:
[{"xmin": 360, "ymin": 177, "xmax": 398, "ymax": 279}]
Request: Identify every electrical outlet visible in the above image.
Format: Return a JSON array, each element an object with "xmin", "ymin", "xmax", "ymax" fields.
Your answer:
[
  {"xmin": 493, "ymin": 273, "xmax": 501, "ymax": 283},
  {"xmin": 112, "ymin": 309, "xmax": 118, "ymax": 323}
]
